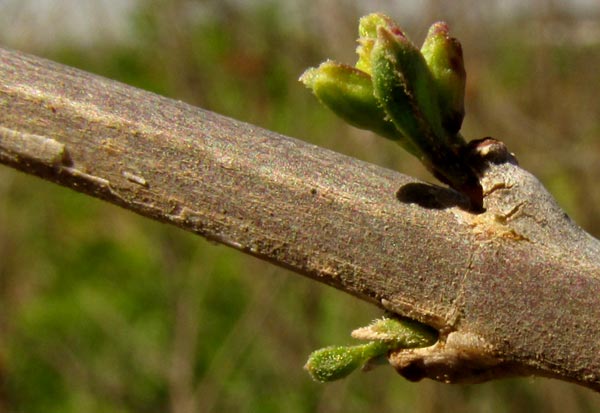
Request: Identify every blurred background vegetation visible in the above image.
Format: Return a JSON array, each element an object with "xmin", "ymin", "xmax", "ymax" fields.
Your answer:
[{"xmin": 1, "ymin": 0, "xmax": 600, "ymax": 412}]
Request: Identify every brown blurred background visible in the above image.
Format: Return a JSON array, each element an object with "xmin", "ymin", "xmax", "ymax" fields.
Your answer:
[{"xmin": 1, "ymin": 0, "xmax": 600, "ymax": 412}]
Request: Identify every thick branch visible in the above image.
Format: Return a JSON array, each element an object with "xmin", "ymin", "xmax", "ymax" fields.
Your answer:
[{"xmin": 1, "ymin": 48, "xmax": 600, "ymax": 390}]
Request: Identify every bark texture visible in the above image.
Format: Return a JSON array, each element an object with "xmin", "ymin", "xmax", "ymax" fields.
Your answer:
[{"xmin": 1, "ymin": 48, "xmax": 599, "ymax": 390}]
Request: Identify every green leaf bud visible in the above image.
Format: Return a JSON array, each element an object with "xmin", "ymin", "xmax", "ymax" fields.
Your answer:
[
  {"xmin": 371, "ymin": 26, "xmax": 446, "ymax": 155},
  {"xmin": 351, "ymin": 317, "xmax": 438, "ymax": 348},
  {"xmin": 421, "ymin": 22, "xmax": 466, "ymax": 135},
  {"xmin": 300, "ymin": 13, "xmax": 485, "ymax": 210},
  {"xmin": 304, "ymin": 341, "xmax": 388, "ymax": 382}
]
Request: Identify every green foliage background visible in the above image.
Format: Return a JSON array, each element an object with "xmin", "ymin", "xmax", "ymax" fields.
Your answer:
[{"xmin": 1, "ymin": 1, "xmax": 600, "ymax": 412}]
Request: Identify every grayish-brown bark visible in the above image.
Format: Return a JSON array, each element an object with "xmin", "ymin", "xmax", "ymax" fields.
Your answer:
[{"xmin": 1, "ymin": 47, "xmax": 599, "ymax": 391}]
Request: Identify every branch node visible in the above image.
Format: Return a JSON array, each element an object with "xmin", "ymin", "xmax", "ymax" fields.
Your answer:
[{"xmin": 388, "ymin": 331, "xmax": 505, "ymax": 384}]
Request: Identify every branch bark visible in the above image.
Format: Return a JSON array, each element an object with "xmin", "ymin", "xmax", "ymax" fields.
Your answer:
[{"xmin": 1, "ymin": 47, "xmax": 599, "ymax": 391}]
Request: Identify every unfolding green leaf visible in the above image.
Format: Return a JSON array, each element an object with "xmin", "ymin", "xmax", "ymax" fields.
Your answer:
[{"xmin": 299, "ymin": 60, "xmax": 419, "ymax": 154}]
